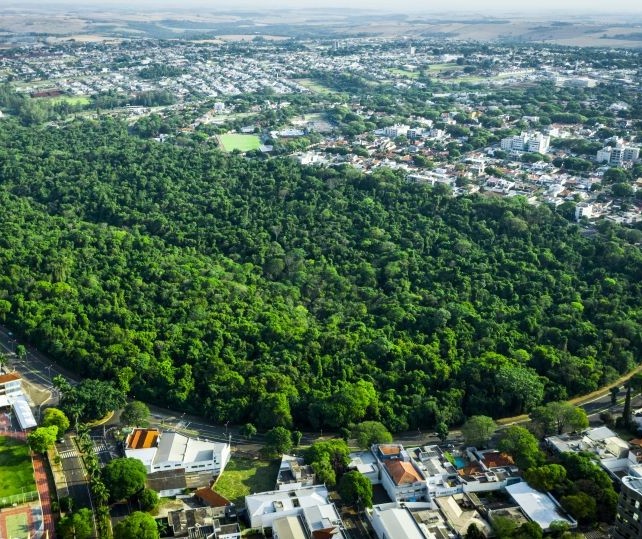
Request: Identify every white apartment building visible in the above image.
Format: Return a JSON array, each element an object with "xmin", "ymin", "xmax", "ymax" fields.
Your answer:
[
  {"xmin": 500, "ymin": 132, "xmax": 550, "ymax": 154},
  {"xmin": 383, "ymin": 124, "xmax": 410, "ymax": 138},
  {"xmin": 596, "ymin": 144, "xmax": 640, "ymax": 165}
]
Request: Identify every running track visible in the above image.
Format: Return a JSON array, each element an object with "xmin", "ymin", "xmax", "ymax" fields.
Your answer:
[{"xmin": 32, "ymin": 451, "xmax": 56, "ymax": 538}]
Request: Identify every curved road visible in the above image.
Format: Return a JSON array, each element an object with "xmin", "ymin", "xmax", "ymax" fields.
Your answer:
[{"xmin": 1, "ymin": 323, "xmax": 641, "ymax": 451}]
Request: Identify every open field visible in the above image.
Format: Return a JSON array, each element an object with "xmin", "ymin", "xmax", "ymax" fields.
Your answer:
[
  {"xmin": 388, "ymin": 68, "xmax": 419, "ymax": 79},
  {"xmin": 427, "ymin": 63, "xmax": 463, "ymax": 72},
  {"xmin": 217, "ymin": 134, "xmax": 261, "ymax": 152},
  {"xmin": 42, "ymin": 95, "xmax": 92, "ymax": 106},
  {"xmin": 296, "ymin": 79, "xmax": 334, "ymax": 94},
  {"xmin": 0, "ymin": 437, "xmax": 36, "ymax": 499},
  {"xmin": 213, "ymin": 458, "xmax": 279, "ymax": 506}
]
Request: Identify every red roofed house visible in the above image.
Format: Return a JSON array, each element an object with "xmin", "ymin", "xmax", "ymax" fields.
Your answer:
[{"xmin": 373, "ymin": 444, "xmax": 428, "ymax": 503}]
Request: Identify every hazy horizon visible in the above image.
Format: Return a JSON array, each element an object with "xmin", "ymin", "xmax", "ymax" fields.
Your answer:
[{"xmin": 5, "ymin": 0, "xmax": 642, "ymax": 14}]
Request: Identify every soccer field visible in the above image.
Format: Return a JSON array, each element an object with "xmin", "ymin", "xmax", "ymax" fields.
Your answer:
[
  {"xmin": 217, "ymin": 134, "xmax": 261, "ymax": 152},
  {"xmin": 0, "ymin": 437, "xmax": 36, "ymax": 498}
]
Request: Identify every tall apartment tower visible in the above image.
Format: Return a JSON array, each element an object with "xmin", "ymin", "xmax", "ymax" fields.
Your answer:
[{"xmin": 613, "ymin": 476, "xmax": 642, "ymax": 539}]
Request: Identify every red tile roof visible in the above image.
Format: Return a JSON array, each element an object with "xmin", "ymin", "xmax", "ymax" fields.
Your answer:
[
  {"xmin": 379, "ymin": 444, "xmax": 402, "ymax": 456},
  {"xmin": 0, "ymin": 372, "xmax": 21, "ymax": 385},
  {"xmin": 194, "ymin": 487, "xmax": 230, "ymax": 508},
  {"xmin": 481, "ymin": 451, "xmax": 515, "ymax": 469},
  {"xmin": 385, "ymin": 460, "xmax": 423, "ymax": 485}
]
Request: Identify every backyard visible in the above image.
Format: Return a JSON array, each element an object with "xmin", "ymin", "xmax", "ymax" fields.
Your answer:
[
  {"xmin": 213, "ymin": 458, "xmax": 279, "ymax": 506},
  {"xmin": 0, "ymin": 436, "xmax": 36, "ymax": 499}
]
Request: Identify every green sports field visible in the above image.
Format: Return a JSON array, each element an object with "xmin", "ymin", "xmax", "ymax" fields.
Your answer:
[
  {"xmin": 0, "ymin": 437, "xmax": 36, "ymax": 498},
  {"xmin": 5, "ymin": 512, "xmax": 28, "ymax": 539},
  {"xmin": 217, "ymin": 134, "xmax": 261, "ymax": 152}
]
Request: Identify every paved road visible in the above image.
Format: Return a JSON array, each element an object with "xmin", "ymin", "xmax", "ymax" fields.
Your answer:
[{"xmin": 56, "ymin": 434, "xmax": 93, "ymax": 510}]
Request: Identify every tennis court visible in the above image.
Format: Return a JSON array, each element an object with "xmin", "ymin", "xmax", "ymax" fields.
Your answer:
[{"xmin": 0, "ymin": 506, "xmax": 31, "ymax": 539}]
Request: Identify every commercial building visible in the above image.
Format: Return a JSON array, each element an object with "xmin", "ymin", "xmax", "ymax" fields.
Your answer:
[
  {"xmin": 245, "ymin": 485, "xmax": 347, "ymax": 537},
  {"xmin": 505, "ymin": 482, "xmax": 576, "ymax": 532},
  {"xmin": 126, "ymin": 428, "xmax": 230, "ymax": 475},
  {"xmin": 614, "ymin": 476, "xmax": 642, "ymax": 539},
  {"xmin": 0, "ymin": 371, "xmax": 37, "ymax": 430}
]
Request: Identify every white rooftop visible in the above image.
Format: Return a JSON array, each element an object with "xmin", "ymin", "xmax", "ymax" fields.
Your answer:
[
  {"xmin": 505, "ymin": 482, "xmax": 576, "ymax": 531},
  {"xmin": 153, "ymin": 432, "xmax": 221, "ymax": 466},
  {"xmin": 10, "ymin": 395, "xmax": 37, "ymax": 430},
  {"xmin": 371, "ymin": 506, "xmax": 425, "ymax": 539},
  {"xmin": 584, "ymin": 426, "xmax": 618, "ymax": 442},
  {"xmin": 272, "ymin": 516, "xmax": 306, "ymax": 539}
]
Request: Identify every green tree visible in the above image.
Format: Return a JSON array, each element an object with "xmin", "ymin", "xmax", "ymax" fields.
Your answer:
[
  {"xmin": 497, "ymin": 426, "xmax": 543, "ymax": 470},
  {"xmin": 492, "ymin": 515, "xmax": 517, "ymax": 539},
  {"xmin": 137, "ymin": 488, "xmax": 159, "ymax": 512},
  {"xmin": 292, "ymin": 430, "xmax": 303, "ymax": 447},
  {"xmin": 61, "ymin": 379, "xmax": 126, "ymax": 423},
  {"xmin": 262, "ymin": 426, "xmax": 293, "ymax": 457},
  {"xmin": 352, "ymin": 421, "xmax": 393, "ymax": 449},
  {"xmin": 436, "ymin": 421, "xmax": 449, "ymax": 442},
  {"xmin": 120, "ymin": 401, "xmax": 151, "ymax": 427},
  {"xmin": 240, "ymin": 423, "xmax": 257, "ymax": 439},
  {"xmin": 514, "ymin": 521, "xmax": 543, "ymax": 539},
  {"xmin": 560, "ymin": 492, "xmax": 596, "ymax": 524},
  {"xmin": 305, "ymin": 440, "xmax": 351, "ymax": 473},
  {"xmin": 42, "ymin": 408, "xmax": 70, "ymax": 435},
  {"xmin": 338, "ymin": 471, "xmax": 373, "ymax": 508},
  {"xmin": 102, "ymin": 458, "xmax": 147, "ymax": 501},
  {"xmin": 530, "ymin": 402, "xmax": 588, "ymax": 436},
  {"xmin": 28, "ymin": 425, "xmax": 58, "ymax": 453},
  {"xmin": 58, "ymin": 508, "xmax": 94, "ymax": 539},
  {"xmin": 524, "ymin": 464, "xmax": 567, "ymax": 492},
  {"xmin": 461, "ymin": 416, "xmax": 497, "ymax": 447},
  {"xmin": 311, "ymin": 458, "xmax": 337, "ymax": 487},
  {"xmin": 465, "ymin": 523, "xmax": 486, "ymax": 539},
  {"xmin": 113, "ymin": 511, "xmax": 159, "ymax": 539},
  {"xmin": 15, "ymin": 344, "xmax": 27, "ymax": 362}
]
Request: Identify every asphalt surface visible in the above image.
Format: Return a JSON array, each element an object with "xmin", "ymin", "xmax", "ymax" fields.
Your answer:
[{"xmin": 56, "ymin": 434, "xmax": 94, "ymax": 510}]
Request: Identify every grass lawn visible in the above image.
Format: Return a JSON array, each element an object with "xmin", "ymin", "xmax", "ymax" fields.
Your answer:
[
  {"xmin": 214, "ymin": 458, "xmax": 279, "ymax": 505},
  {"xmin": 388, "ymin": 68, "xmax": 419, "ymax": 79},
  {"xmin": 0, "ymin": 437, "xmax": 36, "ymax": 498},
  {"xmin": 50, "ymin": 95, "xmax": 92, "ymax": 106},
  {"xmin": 428, "ymin": 62, "xmax": 464, "ymax": 72},
  {"xmin": 217, "ymin": 134, "xmax": 261, "ymax": 153},
  {"xmin": 296, "ymin": 78, "xmax": 333, "ymax": 94}
]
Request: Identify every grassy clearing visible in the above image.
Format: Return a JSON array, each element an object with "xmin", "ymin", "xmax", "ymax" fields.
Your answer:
[
  {"xmin": 50, "ymin": 95, "xmax": 92, "ymax": 106},
  {"xmin": 0, "ymin": 437, "xmax": 36, "ymax": 498},
  {"xmin": 217, "ymin": 134, "xmax": 261, "ymax": 153},
  {"xmin": 214, "ymin": 458, "xmax": 279, "ymax": 505},
  {"xmin": 297, "ymin": 78, "xmax": 333, "ymax": 94},
  {"xmin": 388, "ymin": 68, "xmax": 420, "ymax": 79},
  {"xmin": 428, "ymin": 63, "xmax": 463, "ymax": 72}
]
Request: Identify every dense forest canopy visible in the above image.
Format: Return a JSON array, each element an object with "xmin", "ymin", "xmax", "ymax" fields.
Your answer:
[{"xmin": 1, "ymin": 118, "xmax": 641, "ymax": 432}]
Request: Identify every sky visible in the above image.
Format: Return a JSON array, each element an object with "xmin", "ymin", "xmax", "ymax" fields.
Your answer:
[{"xmin": 14, "ymin": 0, "xmax": 642, "ymax": 13}]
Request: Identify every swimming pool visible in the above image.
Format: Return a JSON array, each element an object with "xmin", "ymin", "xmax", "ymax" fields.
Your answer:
[{"xmin": 454, "ymin": 457, "xmax": 466, "ymax": 469}]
